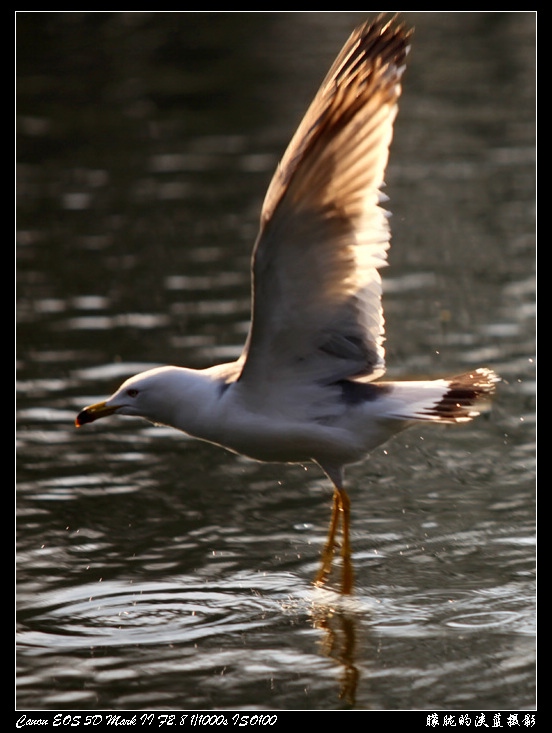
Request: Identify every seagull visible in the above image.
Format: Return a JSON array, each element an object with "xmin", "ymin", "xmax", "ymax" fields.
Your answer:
[{"xmin": 76, "ymin": 14, "xmax": 498, "ymax": 594}]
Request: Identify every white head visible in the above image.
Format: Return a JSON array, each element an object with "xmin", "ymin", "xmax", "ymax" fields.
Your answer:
[{"xmin": 75, "ymin": 365, "xmax": 215, "ymax": 433}]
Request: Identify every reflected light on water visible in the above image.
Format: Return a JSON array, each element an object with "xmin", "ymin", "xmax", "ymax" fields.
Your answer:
[{"xmin": 17, "ymin": 11, "xmax": 535, "ymax": 711}]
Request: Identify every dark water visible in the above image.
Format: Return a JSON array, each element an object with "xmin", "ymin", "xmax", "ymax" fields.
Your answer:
[{"xmin": 17, "ymin": 12, "xmax": 535, "ymax": 712}]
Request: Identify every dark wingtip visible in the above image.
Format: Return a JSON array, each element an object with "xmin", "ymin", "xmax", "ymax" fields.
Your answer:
[{"xmin": 430, "ymin": 368, "xmax": 500, "ymax": 421}]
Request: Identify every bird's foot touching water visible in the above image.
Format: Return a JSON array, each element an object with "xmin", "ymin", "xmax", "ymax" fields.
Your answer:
[{"xmin": 314, "ymin": 487, "xmax": 355, "ymax": 595}]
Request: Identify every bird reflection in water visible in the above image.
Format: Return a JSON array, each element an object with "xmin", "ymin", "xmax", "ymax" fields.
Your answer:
[{"xmin": 311, "ymin": 599, "xmax": 360, "ymax": 707}]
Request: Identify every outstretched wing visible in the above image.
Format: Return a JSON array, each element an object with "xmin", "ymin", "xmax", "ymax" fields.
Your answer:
[{"xmin": 238, "ymin": 14, "xmax": 411, "ymax": 389}]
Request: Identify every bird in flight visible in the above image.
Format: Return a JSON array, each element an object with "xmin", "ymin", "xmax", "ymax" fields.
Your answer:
[{"xmin": 76, "ymin": 14, "xmax": 498, "ymax": 594}]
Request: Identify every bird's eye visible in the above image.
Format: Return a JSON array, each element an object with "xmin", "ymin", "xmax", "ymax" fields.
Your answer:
[{"xmin": 127, "ymin": 389, "xmax": 139, "ymax": 398}]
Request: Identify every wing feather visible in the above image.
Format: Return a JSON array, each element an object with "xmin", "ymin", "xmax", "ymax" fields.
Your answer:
[{"xmin": 239, "ymin": 14, "xmax": 412, "ymax": 388}]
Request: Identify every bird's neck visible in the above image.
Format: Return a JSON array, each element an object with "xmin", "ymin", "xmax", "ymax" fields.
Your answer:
[{"xmin": 153, "ymin": 364, "xmax": 236, "ymax": 444}]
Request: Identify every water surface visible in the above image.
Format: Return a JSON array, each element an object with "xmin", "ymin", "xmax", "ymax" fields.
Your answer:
[{"xmin": 17, "ymin": 11, "xmax": 535, "ymax": 711}]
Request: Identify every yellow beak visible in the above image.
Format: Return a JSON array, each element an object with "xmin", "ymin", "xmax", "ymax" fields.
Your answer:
[{"xmin": 75, "ymin": 401, "xmax": 118, "ymax": 427}]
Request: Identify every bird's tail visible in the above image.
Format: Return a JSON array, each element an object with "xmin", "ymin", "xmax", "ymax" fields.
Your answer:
[{"xmin": 383, "ymin": 368, "xmax": 500, "ymax": 424}]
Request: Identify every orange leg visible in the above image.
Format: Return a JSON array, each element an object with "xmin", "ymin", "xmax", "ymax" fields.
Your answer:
[
  {"xmin": 338, "ymin": 487, "xmax": 354, "ymax": 595},
  {"xmin": 315, "ymin": 488, "xmax": 341, "ymax": 587},
  {"xmin": 314, "ymin": 485, "xmax": 354, "ymax": 594}
]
